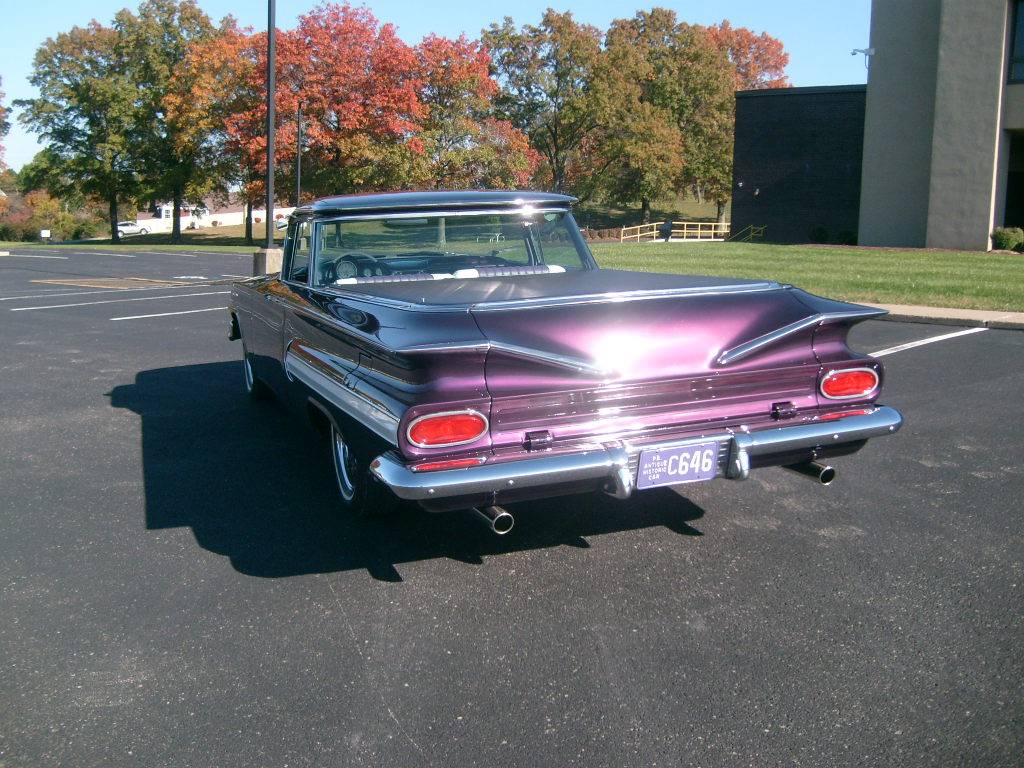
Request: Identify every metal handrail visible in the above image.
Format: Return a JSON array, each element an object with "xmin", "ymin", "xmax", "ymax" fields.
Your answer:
[{"xmin": 620, "ymin": 221, "xmax": 731, "ymax": 242}]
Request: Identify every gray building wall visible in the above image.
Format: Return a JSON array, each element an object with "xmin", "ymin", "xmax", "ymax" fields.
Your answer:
[
  {"xmin": 731, "ymin": 86, "xmax": 866, "ymax": 244},
  {"xmin": 926, "ymin": 0, "xmax": 1009, "ymax": 249},
  {"xmin": 858, "ymin": 0, "xmax": 941, "ymax": 247}
]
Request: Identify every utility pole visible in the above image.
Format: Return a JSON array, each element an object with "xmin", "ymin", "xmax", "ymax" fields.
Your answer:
[
  {"xmin": 295, "ymin": 101, "xmax": 302, "ymax": 208},
  {"xmin": 264, "ymin": 0, "xmax": 276, "ymax": 249}
]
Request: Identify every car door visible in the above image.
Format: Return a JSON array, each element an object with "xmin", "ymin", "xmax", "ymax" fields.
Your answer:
[{"xmin": 251, "ymin": 218, "xmax": 313, "ymax": 393}]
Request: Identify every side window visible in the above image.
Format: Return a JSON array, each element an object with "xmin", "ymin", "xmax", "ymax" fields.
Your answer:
[{"xmin": 287, "ymin": 220, "xmax": 311, "ymax": 283}]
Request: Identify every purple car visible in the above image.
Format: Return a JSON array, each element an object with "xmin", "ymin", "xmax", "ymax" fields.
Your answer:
[{"xmin": 228, "ymin": 190, "xmax": 901, "ymax": 534}]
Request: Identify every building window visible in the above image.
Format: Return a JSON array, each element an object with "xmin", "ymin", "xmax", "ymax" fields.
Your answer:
[{"xmin": 1012, "ymin": 0, "xmax": 1024, "ymax": 82}]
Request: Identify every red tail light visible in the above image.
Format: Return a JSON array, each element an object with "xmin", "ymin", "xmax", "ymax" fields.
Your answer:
[
  {"xmin": 820, "ymin": 368, "xmax": 879, "ymax": 399},
  {"xmin": 407, "ymin": 410, "xmax": 489, "ymax": 447}
]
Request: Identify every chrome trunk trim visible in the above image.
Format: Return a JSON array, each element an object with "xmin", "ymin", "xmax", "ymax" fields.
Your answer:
[{"xmin": 715, "ymin": 308, "xmax": 888, "ymax": 366}]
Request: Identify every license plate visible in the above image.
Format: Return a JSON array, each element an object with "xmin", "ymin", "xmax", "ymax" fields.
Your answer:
[{"xmin": 636, "ymin": 441, "xmax": 720, "ymax": 490}]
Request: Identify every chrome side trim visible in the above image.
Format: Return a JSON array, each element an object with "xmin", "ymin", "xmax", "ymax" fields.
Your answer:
[
  {"xmin": 371, "ymin": 406, "xmax": 903, "ymax": 501},
  {"xmin": 406, "ymin": 409, "xmax": 490, "ymax": 449},
  {"xmin": 284, "ymin": 349, "xmax": 400, "ymax": 444},
  {"xmin": 316, "ymin": 206, "xmax": 570, "ymax": 224},
  {"xmin": 715, "ymin": 308, "xmax": 888, "ymax": 366}
]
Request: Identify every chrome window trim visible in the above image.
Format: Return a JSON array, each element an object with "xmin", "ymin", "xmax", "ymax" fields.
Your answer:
[
  {"xmin": 315, "ymin": 206, "xmax": 570, "ymax": 225},
  {"xmin": 406, "ymin": 408, "xmax": 490, "ymax": 449},
  {"xmin": 715, "ymin": 308, "xmax": 888, "ymax": 366},
  {"xmin": 819, "ymin": 366, "xmax": 880, "ymax": 401}
]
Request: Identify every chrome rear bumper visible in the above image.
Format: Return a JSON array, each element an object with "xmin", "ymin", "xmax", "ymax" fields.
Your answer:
[{"xmin": 369, "ymin": 406, "xmax": 903, "ymax": 503}]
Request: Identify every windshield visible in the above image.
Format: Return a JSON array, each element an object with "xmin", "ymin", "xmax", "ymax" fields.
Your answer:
[{"xmin": 310, "ymin": 210, "xmax": 593, "ymax": 287}]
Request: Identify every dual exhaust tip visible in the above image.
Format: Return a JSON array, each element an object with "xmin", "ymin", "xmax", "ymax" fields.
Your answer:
[
  {"xmin": 471, "ymin": 505, "xmax": 515, "ymax": 535},
  {"xmin": 785, "ymin": 460, "xmax": 836, "ymax": 485},
  {"xmin": 470, "ymin": 462, "xmax": 833, "ymax": 535}
]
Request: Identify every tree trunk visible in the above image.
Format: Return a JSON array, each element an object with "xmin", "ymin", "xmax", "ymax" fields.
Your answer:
[
  {"xmin": 716, "ymin": 200, "xmax": 726, "ymax": 223},
  {"xmin": 641, "ymin": 197, "xmax": 650, "ymax": 224},
  {"xmin": 171, "ymin": 186, "xmax": 182, "ymax": 244},
  {"xmin": 244, "ymin": 200, "xmax": 253, "ymax": 246},
  {"xmin": 109, "ymin": 196, "xmax": 120, "ymax": 243}
]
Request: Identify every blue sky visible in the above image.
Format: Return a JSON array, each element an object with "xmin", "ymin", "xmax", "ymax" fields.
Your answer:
[{"xmin": 1, "ymin": 0, "xmax": 872, "ymax": 171}]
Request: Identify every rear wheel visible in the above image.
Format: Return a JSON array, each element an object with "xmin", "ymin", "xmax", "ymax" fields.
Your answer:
[
  {"xmin": 117, "ymin": 229, "xmax": 126, "ymax": 238},
  {"xmin": 140, "ymin": 228, "xmax": 149, "ymax": 235},
  {"xmin": 330, "ymin": 422, "xmax": 394, "ymax": 517},
  {"xmin": 241, "ymin": 344, "xmax": 270, "ymax": 400}
]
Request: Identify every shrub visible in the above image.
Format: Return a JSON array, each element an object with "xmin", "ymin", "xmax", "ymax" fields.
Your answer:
[
  {"xmin": 809, "ymin": 226, "xmax": 829, "ymax": 244},
  {"xmin": 991, "ymin": 227, "xmax": 1024, "ymax": 250}
]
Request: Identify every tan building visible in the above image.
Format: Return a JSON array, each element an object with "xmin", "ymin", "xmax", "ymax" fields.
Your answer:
[{"xmin": 859, "ymin": 0, "xmax": 1024, "ymax": 250}]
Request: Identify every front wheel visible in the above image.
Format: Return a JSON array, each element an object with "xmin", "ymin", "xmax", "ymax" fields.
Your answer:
[
  {"xmin": 330, "ymin": 423, "xmax": 394, "ymax": 517},
  {"xmin": 140, "ymin": 228, "xmax": 149, "ymax": 235}
]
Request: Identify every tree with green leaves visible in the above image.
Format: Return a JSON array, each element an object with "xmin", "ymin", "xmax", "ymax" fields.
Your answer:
[
  {"xmin": 116, "ymin": 0, "xmax": 218, "ymax": 243},
  {"xmin": 604, "ymin": 8, "xmax": 735, "ymax": 221},
  {"xmin": 17, "ymin": 22, "xmax": 144, "ymax": 241},
  {"xmin": 483, "ymin": 11, "xmax": 605, "ymax": 195}
]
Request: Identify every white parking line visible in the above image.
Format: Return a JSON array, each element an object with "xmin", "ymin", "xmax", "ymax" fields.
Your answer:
[
  {"xmin": 10, "ymin": 291, "xmax": 230, "ymax": 312},
  {"xmin": 869, "ymin": 327, "xmax": 988, "ymax": 357},
  {"xmin": 3, "ymin": 253, "xmax": 70, "ymax": 260},
  {"xmin": 0, "ymin": 283, "xmax": 221, "ymax": 302},
  {"xmin": 111, "ymin": 306, "xmax": 227, "ymax": 321}
]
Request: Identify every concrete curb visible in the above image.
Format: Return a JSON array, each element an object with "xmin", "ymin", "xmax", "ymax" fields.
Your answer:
[
  {"xmin": 0, "ymin": 250, "xmax": 9, "ymax": 256},
  {"xmin": 869, "ymin": 303, "xmax": 1024, "ymax": 330}
]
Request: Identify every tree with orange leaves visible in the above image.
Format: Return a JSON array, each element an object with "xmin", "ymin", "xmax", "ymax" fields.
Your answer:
[
  {"xmin": 414, "ymin": 34, "xmax": 538, "ymax": 189},
  {"xmin": 707, "ymin": 20, "xmax": 790, "ymax": 90}
]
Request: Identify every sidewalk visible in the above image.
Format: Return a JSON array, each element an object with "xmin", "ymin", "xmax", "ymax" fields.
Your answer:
[{"xmin": 870, "ymin": 303, "xmax": 1024, "ymax": 330}]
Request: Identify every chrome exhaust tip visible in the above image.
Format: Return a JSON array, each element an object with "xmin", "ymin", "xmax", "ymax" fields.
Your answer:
[
  {"xmin": 471, "ymin": 505, "xmax": 515, "ymax": 535},
  {"xmin": 785, "ymin": 461, "xmax": 836, "ymax": 485}
]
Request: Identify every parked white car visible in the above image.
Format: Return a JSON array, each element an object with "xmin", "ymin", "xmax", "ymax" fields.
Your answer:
[{"xmin": 116, "ymin": 221, "xmax": 150, "ymax": 237}]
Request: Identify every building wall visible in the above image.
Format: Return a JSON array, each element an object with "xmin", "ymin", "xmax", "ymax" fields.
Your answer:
[
  {"xmin": 731, "ymin": 85, "xmax": 866, "ymax": 244},
  {"xmin": 925, "ymin": 0, "xmax": 1009, "ymax": 250},
  {"xmin": 858, "ymin": 0, "xmax": 942, "ymax": 247}
]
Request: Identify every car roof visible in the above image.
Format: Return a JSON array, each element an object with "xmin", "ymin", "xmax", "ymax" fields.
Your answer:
[{"xmin": 296, "ymin": 190, "xmax": 577, "ymax": 217}]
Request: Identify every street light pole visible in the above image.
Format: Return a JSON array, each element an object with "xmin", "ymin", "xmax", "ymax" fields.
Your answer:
[
  {"xmin": 265, "ymin": 0, "xmax": 276, "ymax": 249},
  {"xmin": 295, "ymin": 100, "xmax": 302, "ymax": 208}
]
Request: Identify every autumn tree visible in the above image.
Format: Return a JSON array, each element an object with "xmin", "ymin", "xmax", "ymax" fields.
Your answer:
[
  {"xmin": 414, "ymin": 34, "xmax": 538, "ymax": 189},
  {"xmin": 17, "ymin": 22, "xmax": 143, "ymax": 241},
  {"xmin": 117, "ymin": 0, "xmax": 218, "ymax": 243},
  {"xmin": 266, "ymin": 3, "xmax": 423, "ymax": 197},
  {"xmin": 483, "ymin": 11, "xmax": 605, "ymax": 195},
  {"xmin": 169, "ymin": 19, "xmax": 264, "ymax": 243},
  {"xmin": 707, "ymin": 21, "xmax": 789, "ymax": 90}
]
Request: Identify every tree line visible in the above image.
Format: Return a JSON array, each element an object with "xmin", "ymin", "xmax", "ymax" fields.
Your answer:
[{"xmin": 6, "ymin": 0, "xmax": 788, "ymax": 242}]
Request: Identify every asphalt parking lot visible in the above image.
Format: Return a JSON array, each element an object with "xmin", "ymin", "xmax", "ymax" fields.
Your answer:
[{"xmin": 1, "ymin": 247, "xmax": 1022, "ymax": 767}]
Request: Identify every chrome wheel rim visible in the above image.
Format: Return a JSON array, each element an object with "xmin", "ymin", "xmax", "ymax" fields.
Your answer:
[
  {"xmin": 332, "ymin": 428, "xmax": 357, "ymax": 502},
  {"xmin": 243, "ymin": 355, "xmax": 254, "ymax": 392}
]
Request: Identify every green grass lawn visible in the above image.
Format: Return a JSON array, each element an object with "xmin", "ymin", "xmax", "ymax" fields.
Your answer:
[{"xmin": 591, "ymin": 241, "xmax": 1024, "ymax": 312}]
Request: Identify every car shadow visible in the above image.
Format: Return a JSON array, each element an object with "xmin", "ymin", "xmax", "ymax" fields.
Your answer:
[{"xmin": 108, "ymin": 361, "xmax": 705, "ymax": 582}]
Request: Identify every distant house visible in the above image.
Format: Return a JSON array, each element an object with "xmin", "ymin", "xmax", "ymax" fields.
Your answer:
[{"xmin": 138, "ymin": 195, "xmax": 295, "ymax": 233}]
